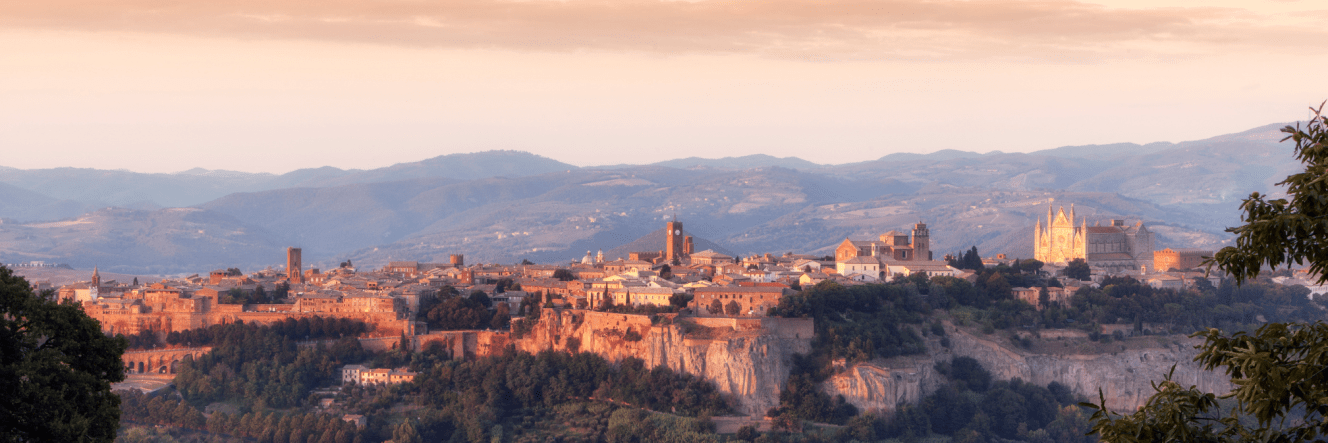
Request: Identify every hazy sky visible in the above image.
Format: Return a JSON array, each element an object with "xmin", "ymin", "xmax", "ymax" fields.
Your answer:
[{"xmin": 2, "ymin": 0, "xmax": 1326, "ymax": 174}]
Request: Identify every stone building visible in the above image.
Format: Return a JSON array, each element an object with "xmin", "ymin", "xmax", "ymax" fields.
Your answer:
[
  {"xmin": 1154, "ymin": 248, "xmax": 1213, "ymax": 272},
  {"xmin": 1034, "ymin": 203, "xmax": 1154, "ymax": 273},
  {"xmin": 834, "ymin": 222, "xmax": 932, "ymax": 263}
]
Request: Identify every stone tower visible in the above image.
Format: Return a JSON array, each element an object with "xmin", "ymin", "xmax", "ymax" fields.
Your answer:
[
  {"xmin": 91, "ymin": 266, "xmax": 101, "ymax": 289},
  {"xmin": 665, "ymin": 218, "xmax": 684, "ymax": 264},
  {"xmin": 287, "ymin": 247, "xmax": 303, "ymax": 284},
  {"xmin": 912, "ymin": 222, "xmax": 931, "ymax": 261}
]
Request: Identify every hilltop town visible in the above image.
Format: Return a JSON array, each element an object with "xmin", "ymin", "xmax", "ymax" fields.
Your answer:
[
  {"xmin": 45, "ymin": 204, "xmax": 1240, "ymax": 347},
  {"xmin": 22, "ymin": 204, "xmax": 1328, "ymax": 442}
]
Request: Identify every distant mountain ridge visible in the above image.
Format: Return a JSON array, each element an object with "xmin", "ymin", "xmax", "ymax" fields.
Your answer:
[
  {"xmin": 0, "ymin": 121, "xmax": 1301, "ymax": 272},
  {"xmin": 0, "ymin": 150, "xmax": 574, "ymax": 210}
]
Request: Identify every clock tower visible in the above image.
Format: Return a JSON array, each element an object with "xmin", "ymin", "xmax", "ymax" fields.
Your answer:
[{"xmin": 665, "ymin": 218, "xmax": 684, "ymax": 264}]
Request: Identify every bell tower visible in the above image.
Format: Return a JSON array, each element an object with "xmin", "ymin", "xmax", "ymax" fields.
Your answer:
[
  {"xmin": 287, "ymin": 247, "xmax": 303, "ymax": 284},
  {"xmin": 912, "ymin": 222, "xmax": 931, "ymax": 261},
  {"xmin": 665, "ymin": 217, "xmax": 684, "ymax": 264}
]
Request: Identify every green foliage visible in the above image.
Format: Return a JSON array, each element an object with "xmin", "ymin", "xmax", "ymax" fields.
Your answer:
[
  {"xmin": 724, "ymin": 300, "xmax": 741, "ymax": 316},
  {"xmin": 1063, "ymin": 258, "xmax": 1091, "ymax": 281},
  {"xmin": 1088, "ymin": 103, "xmax": 1328, "ymax": 443},
  {"xmin": 606, "ymin": 408, "xmax": 721, "ymax": 443},
  {"xmin": 124, "ymin": 328, "xmax": 163, "ymax": 349},
  {"xmin": 668, "ymin": 292, "xmax": 692, "ymax": 309},
  {"xmin": 935, "ymin": 357, "xmax": 991, "ymax": 392},
  {"xmin": 405, "ymin": 349, "xmax": 730, "ymax": 441},
  {"xmin": 172, "ymin": 321, "xmax": 367, "ymax": 408},
  {"xmin": 860, "ymin": 358, "xmax": 1086, "ymax": 441},
  {"xmin": 770, "ymin": 369, "xmax": 857, "ymax": 425},
  {"xmin": 165, "ymin": 316, "xmax": 368, "ymax": 347},
  {"xmin": 491, "ymin": 303, "xmax": 512, "ymax": 330},
  {"xmin": 424, "ymin": 290, "xmax": 496, "ymax": 331},
  {"xmin": 772, "ymin": 281, "xmax": 930, "ymax": 365},
  {"xmin": 0, "ymin": 266, "xmax": 128, "ymax": 443},
  {"xmin": 1022, "ymin": 258, "xmax": 1045, "ymax": 273},
  {"xmin": 552, "ymin": 269, "xmax": 575, "ymax": 282},
  {"xmin": 948, "ymin": 246, "xmax": 986, "ymax": 271},
  {"xmin": 119, "ymin": 390, "xmax": 361, "ymax": 442},
  {"xmin": 1089, "ymin": 323, "xmax": 1328, "ymax": 442},
  {"xmin": 1216, "ymin": 103, "xmax": 1328, "ymax": 285}
]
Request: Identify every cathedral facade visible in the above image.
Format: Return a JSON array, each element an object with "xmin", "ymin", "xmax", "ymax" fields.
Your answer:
[{"xmin": 1034, "ymin": 204, "xmax": 1154, "ymax": 273}]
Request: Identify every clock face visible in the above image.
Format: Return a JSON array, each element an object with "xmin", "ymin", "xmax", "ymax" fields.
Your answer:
[{"xmin": 674, "ymin": 229, "xmax": 681, "ymax": 235}]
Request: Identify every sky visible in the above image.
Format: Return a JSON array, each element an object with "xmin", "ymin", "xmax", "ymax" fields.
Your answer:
[{"xmin": 2, "ymin": 0, "xmax": 1327, "ymax": 174}]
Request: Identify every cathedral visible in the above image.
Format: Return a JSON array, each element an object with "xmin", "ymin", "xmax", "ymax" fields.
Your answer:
[{"xmin": 1034, "ymin": 203, "xmax": 1154, "ymax": 273}]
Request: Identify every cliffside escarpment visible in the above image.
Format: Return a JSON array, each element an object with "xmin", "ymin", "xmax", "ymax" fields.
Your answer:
[
  {"xmin": 824, "ymin": 323, "xmax": 1233, "ymax": 414},
  {"xmin": 514, "ymin": 309, "xmax": 813, "ymax": 415}
]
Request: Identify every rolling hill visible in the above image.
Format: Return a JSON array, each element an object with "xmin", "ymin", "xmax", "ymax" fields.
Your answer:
[{"xmin": 0, "ymin": 122, "xmax": 1301, "ymax": 273}]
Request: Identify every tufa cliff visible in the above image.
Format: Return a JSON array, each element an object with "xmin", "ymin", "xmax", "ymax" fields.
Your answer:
[
  {"xmin": 823, "ymin": 322, "xmax": 1234, "ymax": 414},
  {"xmin": 514, "ymin": 309, "xmax": 814, "ymax": 415}
]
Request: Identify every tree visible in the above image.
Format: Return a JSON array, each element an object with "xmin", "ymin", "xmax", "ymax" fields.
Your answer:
[
  {"xmin": 708, "ymin": 300, "xmax": 723, "ymax": 315},
  {"xmin": 1021, "ymin": 259, "xmax": 1045, "ymax": 274},
  {"xmin": 1087, "ymin": 103, "xmax": 1328, "ymax": 443},
  {"xmin": 490, "ymin": 304, "xmax": 511, "ymax": 330},
  {"xmin": 965, "ymin": 246, "xmax": 984, "ymax": 270},
  {"xmin": 494, "ymin": 278, "xmax": 513, "ymax": 294},
  {"xmin": 669, "ymin": 292, "xmax": 693, "ymax": 309},
  {"xmin": 552, "ymin": 269, "xmax": 575, "ymax": 282},
  {"xmin": 0, "ymin": 266, "xmax": 128, "ymax": 442},
  {"xmin": 1064, "ymin": 258, "xmax": 1091, "ymax": 281},
  {"xmin": 725, "ymin": 301, "xmax": 742, "ymax": 316}
]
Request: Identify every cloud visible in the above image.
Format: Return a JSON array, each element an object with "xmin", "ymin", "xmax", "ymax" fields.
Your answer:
[{"xmin": 1, "ymin": 0, "xmax": 1321, "ymax": 61}]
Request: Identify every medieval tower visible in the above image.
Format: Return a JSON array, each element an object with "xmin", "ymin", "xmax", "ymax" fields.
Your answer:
[
  {"xmin": 912, "ymin": 222, "xmax": 932, "ymax": 261},
  {"xmin": 665, "ymin": 218, "xmax": 685, "ymax": 264},
  {"xmin": 287, "ymin": 247, "xmax": 303, "ymax": 283}
]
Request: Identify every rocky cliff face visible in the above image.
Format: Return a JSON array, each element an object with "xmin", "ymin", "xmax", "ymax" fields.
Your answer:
[
  {"xmin": 514, "ymin": 309, "xmax": 813, "ymax": 415},
  {"xmin": 824, "ymin": 323, "xmax": 1234, "ymax": 414}
]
